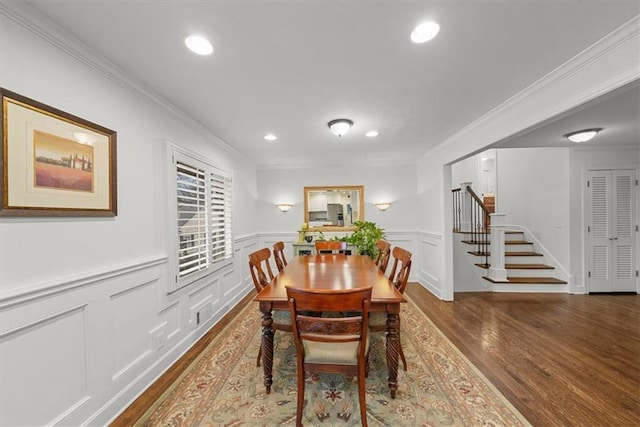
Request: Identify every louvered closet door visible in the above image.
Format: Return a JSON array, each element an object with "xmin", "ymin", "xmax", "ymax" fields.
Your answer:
[{"xmin": 587, "ymin": 170, "xmax": 636, "ymax": 292}]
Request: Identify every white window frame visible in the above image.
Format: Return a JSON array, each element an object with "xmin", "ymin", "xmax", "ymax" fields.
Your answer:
[{"xmin": 167, "ymin": 143, "xmax": 233, "ymax": 291}]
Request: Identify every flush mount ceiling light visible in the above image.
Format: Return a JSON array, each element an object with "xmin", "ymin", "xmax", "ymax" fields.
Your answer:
[
  {"xmin": 264, "ymin": 134, "xmax": 277, "ymax": 141},
  {"xmin": 328, "ymin": 119, "xmax": 354, "ymax": 137},
  {"xmin": 184, "ymin": 35, "xmax": 213, "ymax": 55},
  {"xmin": 411, "ymin": 21, "xmax": 440, "ymax": 43},
  {"xmin": 366, "ymin": 130, "xmax": 379, "ymax": 137},
  {"xmin": 564, "ymin": 128, "xmax": 602, "ymax": 143}
]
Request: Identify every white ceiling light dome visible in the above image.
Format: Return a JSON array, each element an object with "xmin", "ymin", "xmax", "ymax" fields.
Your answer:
[
  {"xmin": 185, "ymin": 35, "xmax": 213, "ymax": 55},
  {"xmin": 564, "ymin": 128, "xmax": 602, "ymax": 143},
  {"xmin": 411, "ymin": 21, "xmax": 440, "ymax": 43},
  {"xmin": 328, "ymin": 119, "xmax": 353, "ymax": 137}
]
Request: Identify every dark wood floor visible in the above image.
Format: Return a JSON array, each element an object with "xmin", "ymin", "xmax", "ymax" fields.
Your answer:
[
  {"xmin": 113, "ymin": 284, "xmax": 639, "ymax": 426},
  {"xmin": 405, "ymin": 283, "xmax": 640, "ymax": 427}
]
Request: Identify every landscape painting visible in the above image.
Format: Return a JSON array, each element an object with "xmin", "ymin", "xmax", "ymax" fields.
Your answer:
[
  {"xmin": 1, "ymin": 87, "xmax": 117, "ymax": 216},
  {"xmin": 34, "ymin": 130, "xmax": 94, "ymax": 192}
]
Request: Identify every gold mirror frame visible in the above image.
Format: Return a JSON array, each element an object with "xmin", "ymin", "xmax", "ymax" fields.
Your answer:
[{"xmin": 303, "ymin": 185, "xmax": 364, "ymax": 231}]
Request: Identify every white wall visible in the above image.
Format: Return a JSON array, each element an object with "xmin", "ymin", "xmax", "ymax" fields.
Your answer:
[
  {"xmin": 256, "ymin": 164, "xmax": 419, "ymax": 234},
  {"xmin": 0, "ymin": 7, "xmax": 258, "ymax": 426},
  {"xmin": 496, "ymin": 147, "xmax": 571, "ymax": 270}
]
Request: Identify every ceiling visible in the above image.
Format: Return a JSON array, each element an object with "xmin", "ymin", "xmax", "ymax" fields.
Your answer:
[{"xmin": 20, "ymin": 1, "xmax": 640, "ymax": 168}]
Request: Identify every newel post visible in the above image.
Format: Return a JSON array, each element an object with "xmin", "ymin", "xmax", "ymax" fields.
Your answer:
[
  {"xmin": 459, "ymin": 182, "xmax": 473, "ymax": 232},
  {"xmin": 488, "ymin": 213, "xmax": 507, "ymax": 281}
]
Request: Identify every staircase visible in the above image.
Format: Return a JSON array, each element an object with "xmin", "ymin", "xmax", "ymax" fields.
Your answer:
[
  {"xmin": 461, "ymin": 230, "xmax": 568, "ymax": 292},
  {"xmin": 452, "ymin": 184, "xmax": 568, "ymax": 293}
]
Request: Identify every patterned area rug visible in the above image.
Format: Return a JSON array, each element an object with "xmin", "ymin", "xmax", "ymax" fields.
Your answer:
[{"xmin": 136, "ymin": 296, "xmax": 530, "ymax": 426}]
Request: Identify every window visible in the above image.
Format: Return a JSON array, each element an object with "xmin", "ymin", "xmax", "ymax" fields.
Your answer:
[{"xmin": 170, "ymin": 145, "xmax": 232, "ymax": 289}]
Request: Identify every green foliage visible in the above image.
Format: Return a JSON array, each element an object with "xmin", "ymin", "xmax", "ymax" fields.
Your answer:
[{"xmin": 345, "ymin": 220, "xmax": 385, "ymax": 258}]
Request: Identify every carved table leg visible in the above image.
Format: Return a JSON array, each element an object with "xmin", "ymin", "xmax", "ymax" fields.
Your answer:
[
  {"xmin": 386, "ymin": 312, "xmax": 400, "ymax": 398},
  {"xmin": 260, "ymin": 308, "xmax": 274, "ymax": 394}
]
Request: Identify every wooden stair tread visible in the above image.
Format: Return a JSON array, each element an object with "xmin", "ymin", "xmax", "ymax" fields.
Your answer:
[
  {"xmin": 482, "ymin": 276, "xmax": 568, "ymax": 284},
  {"xmin": 475, "ymin": 263, "xmax": 555, "ymax": 269},
  {"xmin": 506, "ymin": 251, "xmax": 542, "ymax": 256},
  {"xmin": 462, "ymin": 240, "xmax": 533, "ymax": 245},
  {"xmin": 468, "ymin": 251, "xmax": 543, "ymax": 256},
  {"xmin": 454, "ymin": 230, "xmax": 523, "ymax": 235},
  {"xmin": 505, "ymin": 263, "xmax": 555, "ymax": 269}
]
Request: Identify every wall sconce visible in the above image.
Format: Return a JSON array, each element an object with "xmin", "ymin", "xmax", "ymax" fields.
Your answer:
[
  {"xmin": 375, "ymin": 202, "xmax": 391, "ymax": 211},
  {"xmin": 276, "ymin": 204, "xmax": 292, "ymax": 212}
]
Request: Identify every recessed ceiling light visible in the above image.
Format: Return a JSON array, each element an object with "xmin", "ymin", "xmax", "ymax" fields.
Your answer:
[
  {"xmin": 366, "ymin": 130, "xmax": 379, "ymax": 137},
  {"xmin": 564, "ymin": 128, "xmax": 602, "ymax": 143},
  {"xmin": 264, "ymin": 134, "xmax": 277, "ymax": 141},
  {"xmin": 411, "ymin": 21, "xmax": 440, "ymax": 43},
  {"xmin": 184, "ymin": 35, "xmax": 213, "ymax": 55}
]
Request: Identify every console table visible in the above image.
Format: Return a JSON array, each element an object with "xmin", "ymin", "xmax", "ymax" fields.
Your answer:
[{"xmin": 292, "ymin": 242, "xmax": 357, "ymax": 256}]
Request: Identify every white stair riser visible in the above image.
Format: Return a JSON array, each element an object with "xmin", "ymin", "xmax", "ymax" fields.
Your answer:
[
  {"xmin": 507, "ymin": 269, "xmax": 556, "ymax": 278},
  {"xmin": 493, "ymin": 283, "xmax": 568, "ymax": 293},
  {"xmin": 505, "ymin": 255, "xmax": 543, "ymax": 264},
  {"xmin": 505, "ymin": 233, "xmax": 525, "ymax": 242},
  {"xmin": 504, "ymin": 243, "xmax": 534, "ymax": 252}
]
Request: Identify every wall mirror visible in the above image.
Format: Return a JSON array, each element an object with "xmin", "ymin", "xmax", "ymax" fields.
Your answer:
[{"xmin": 303, "ymin": 185, "xmax": 364, "ymax": 231}]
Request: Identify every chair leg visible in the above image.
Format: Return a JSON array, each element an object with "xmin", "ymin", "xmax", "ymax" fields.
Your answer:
[
  {"xmin": 398, "ymin": 319, "xmax": 407, "ymax": 371},
  {"xmin": 296, "ymin": 366, "xmax": 306, "ymax": 427},
  {"xmin": 358, "ymin": 363, "xmax": 368, "ymax": 427},
  {"xmin": 256, "ymin": 345, "xmax": 262, "ymax": 367},
  {"xmin": 399, "ymin": 339, "xmax": 407, "ymax": 371}
]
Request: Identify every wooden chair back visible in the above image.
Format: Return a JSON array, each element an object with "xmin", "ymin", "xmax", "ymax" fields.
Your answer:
[
  {"xmin": 272, "ymin": 241, "xmax": 287, "ymax": 272},
  {"xmin": 248, "ymin": 247, "xmax": 275, "ymax": 293},
  {"xmin": 315, "ymin": 240, "xmax": 347, "ymax": 254},
  {"xmin": 387, "ymin": 246, "xmax": 412, "ymax": 292},
  {"xmin": 286, "ymin": 286, "xmax": 372, "ymax": 427},
  {"xmin": 374, "ymin": 240, "xmax": 391, "ymax": 274}
]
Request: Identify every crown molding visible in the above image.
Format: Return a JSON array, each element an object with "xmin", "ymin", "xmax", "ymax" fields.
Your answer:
[
  {"xmin": 426, "ymin": 14, "xmax": 640, "ymax": 161},
  {"xmin": 0, "ymin": 2, "xmax": 243, "ymax": 158}
]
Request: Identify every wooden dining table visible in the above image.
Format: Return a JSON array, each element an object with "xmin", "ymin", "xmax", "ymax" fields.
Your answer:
[{"xmin": 252, "ymin": 254, "xmax": 406, "ymax": 398}]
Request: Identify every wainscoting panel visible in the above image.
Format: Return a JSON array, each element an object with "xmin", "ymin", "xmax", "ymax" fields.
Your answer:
[
  {"xmin": 0, "ymin": 305, "xmax": 89, "ymax": 426},
  {"xmin": 0, "ymin": 235, "xmax": 260, "ymax": 426},
  {"xmin": 417, "ymin": 231, "xmax": 443, "ymax": 297},
  {"xmin": 111, "ymin": 279, "xmax": 159, "ymax": 381}
]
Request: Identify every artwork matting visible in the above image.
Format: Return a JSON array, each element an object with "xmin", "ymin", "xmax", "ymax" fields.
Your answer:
[{"xmin": 1, "ymin": 88, "xmax": 117, "ymax": 217}]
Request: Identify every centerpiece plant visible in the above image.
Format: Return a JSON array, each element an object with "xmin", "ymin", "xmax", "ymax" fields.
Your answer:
[{"xmin": 345, "ymin": 220, "xmax": 385, "ymax": 258}]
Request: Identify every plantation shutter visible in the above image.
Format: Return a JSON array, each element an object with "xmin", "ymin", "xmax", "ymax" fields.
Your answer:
[
  {"xmin": 176, "ymin": 161, "xmax": 209, "ymax": 277},
  {"xmin": 210, "ymin": 172, "xmax": 232, "ymax": 262}
]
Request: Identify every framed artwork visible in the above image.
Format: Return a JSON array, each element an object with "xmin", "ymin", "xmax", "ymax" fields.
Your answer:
[{"xmin": 0, "ymin": 88, "xmax": 117, "ymax": 216}]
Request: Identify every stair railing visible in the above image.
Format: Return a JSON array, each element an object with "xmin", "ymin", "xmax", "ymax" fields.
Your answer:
[
  {"xmin": 451, "ymin": 184, "xmax": 491, "ymax": 267},
  {"xmin": 466, "ymin": 186, "xmax": 490, "ymax": 267}
]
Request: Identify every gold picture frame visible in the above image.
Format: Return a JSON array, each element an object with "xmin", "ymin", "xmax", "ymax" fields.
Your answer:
[{"xmin": 1, "ymin": 88, "xmax": 117, "ymax": 216}]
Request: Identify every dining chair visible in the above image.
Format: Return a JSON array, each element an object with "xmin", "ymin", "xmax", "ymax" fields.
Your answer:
[
  {"xmin": 315, "ymin": 240, "xmax": 347, "ymax": 254},
  {"xmin": 374, "ymin": 240, "xmax": 391, "ymax": 274},
  {"xmin": 286, "ymin": 286, "xmax": 372, "ymax": 427},
  {"xmin": 249, "ymin": 247, "xmax": 292, "ymax": 366},
  {"xmin": 370, "ymin": 246, "xmax": 412, "ymax": 371},
  {"xmin": 272, "ymin": 241, "xmax": 288, "ymax": 273}
]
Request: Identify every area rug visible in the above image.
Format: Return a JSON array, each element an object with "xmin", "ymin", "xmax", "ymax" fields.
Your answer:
[{"xmin": 135, "ymin": 296, "xmax": 530, "ymax": 426}]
